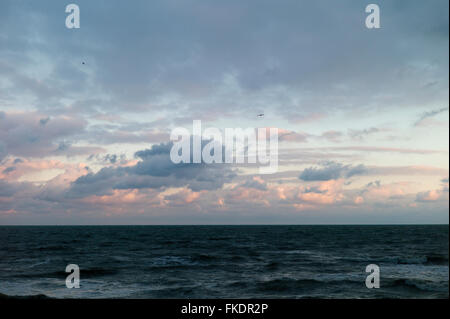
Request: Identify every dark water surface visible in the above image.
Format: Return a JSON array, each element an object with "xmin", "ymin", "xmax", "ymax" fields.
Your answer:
[{"xmin": 0, "ymin": 225, "xmax": 448, "ymax": 298}]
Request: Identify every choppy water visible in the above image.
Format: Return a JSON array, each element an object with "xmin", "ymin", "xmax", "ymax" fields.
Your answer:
[{"xmin": 0, "ymin": 225, "xmax": 448, "ymax": 298}]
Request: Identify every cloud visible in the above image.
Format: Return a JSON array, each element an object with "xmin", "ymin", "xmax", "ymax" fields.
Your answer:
[
  {"xmin": 348, "ymin": 127, "xmax": 381, "ymax": 140},
  {"xmin": 239, "ymin": 176, "xmax": 268, "ymax": 191},
  {"xmin": 2, "ymin": 166, "xmax": 16, "ymax": 174},
  {"xmin": 414, "ymin": 107, "xmax": 449, "ymax": 126},
  {"xmin": 366, "ymin": 180, "xmax": 381, "ymax": 188},
  {"xmin": 0, "ymin": 1, "xmax": 448, "ymax": 224},
  {"xmin": 91, "ymin": 154, "xmax": 127, "ymax": 165},
  {"xmin": 346, "ymin": 164, "xmax": 368, "ymax": 178},
  {"xmin": 1, "ymin": 0, "xmax": 448, "ymax": 122},
  {"xmin": 39, "ymin": 117, "xmax": 50, "ymax": 126},
  {"xmin": 163, "ymin": 189, "xmax": 204, "ymax": 206},
  {"xmin": 359, "ymin": 181, "xmax": 411, "ymax": 202},
  {"xmin": 297, "ymin": 180, "xmax": 344, "ymax": 205},
  {"xmin": 320, "ymin": 131, "xmax": 343, "ymax": 143},
  {"xmin": 327, "ymin": 146, "xmax": 441, "ymax": 154},
  {"xmin": 278, "ymin": 129, "xmax": 309, "ymax": 143},
  {"xmin": 84, "ymin": 125, "xmax": 170, "ymax": 145},
  {"xmin": 368, "ymin": 165, "xmax": 448, "ymax": 176},
  {"xmin": 0, "ymin": 179, "xmax": 33, "ymax": 198},
  {"xmin": 441, "ymin": 177, "xmax": 449, "ymax": 192},
  {"xmin": 68, "ymin": 142, "xmax": 236, "ymax": 198},
  {"xmin": 416, "ymin": 190, "xmax": 445, "ymax": 202},
  {"xmin": 0, "ymin": 111, "xmax": 97, "ymax": 158},
  {"xmin": 299, "ymin": 161, "xmax": 368, "ymax": 181},
  {"xmin": 0, "ymin": 141, "xmax": 6, "ymax": 163},
  {"xmin": 226, "ymin": 179, "xmax": 347, "ymax": 209}
]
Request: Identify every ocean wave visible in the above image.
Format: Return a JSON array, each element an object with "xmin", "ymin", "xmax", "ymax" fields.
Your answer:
[
  {"xmin": 386, "ymin": 278, "xmax": 449, "ymax": 293},
  {"xmin": 395, "ymin": 255, "xmax": 448, "ymax": 265},
  {"xmin": 36, "ymin": 245, "xmax": 68, "ymax": 251},
  {"xmin": 425, "ymin": 255, "xmax": 449, "ymax": 265},
  {"xmin": 255, "ymin": 278, "xmax": 321, "ymax": 292},
  {"xmin": 225, "ymin": 281, "xmax": 250, "ymax": 289},
  {"xmin": 264, "ymin": 261, "xmax": 281, "ymax": 270},
  {"xmin": 81, "ymin": 267, "xmax": 119, "ymax": 278},
  {"xmin": 254, "ymin": 277, "xmax": 359, "ymax": 293},
  {"xmin": 148, "ymin": 256, "xmax": 194, "ymax": 268},
  {"xmin": 13, "ymin": 267, "xmax": 118, "ymax": 279},
  {"xmin": 191, "ymin": 254, "xmax": 218, "ymax": 262},
  {"xmin": 207, "ymin": 237, "xmax": 232, "ymax": 241},
  {"xmin": 397, "ymin": 257, "xmax": 429, "ymax": 265},
  {"xmin": 344, "ymin": 254, "xmax": 448, "ymax": 266}
]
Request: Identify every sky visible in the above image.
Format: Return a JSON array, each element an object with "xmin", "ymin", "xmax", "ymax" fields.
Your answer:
[{"xmin": 0, "ymin": 0, "xmax": 448, "ymax": 224}]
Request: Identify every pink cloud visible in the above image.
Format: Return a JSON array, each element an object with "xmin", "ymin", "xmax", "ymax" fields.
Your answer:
[
  {"xmin": 163, "ymin": 189, "xmax": 205, "ymax": 206},
  {"xmin": 0, "ymin": 158, "xmax": 66, "ymax": 181}
]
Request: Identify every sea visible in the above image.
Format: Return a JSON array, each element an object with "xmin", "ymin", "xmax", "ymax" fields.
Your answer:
[{"xmin": 0, "ymin": 225, "xmax": 448, "ymax": 299}]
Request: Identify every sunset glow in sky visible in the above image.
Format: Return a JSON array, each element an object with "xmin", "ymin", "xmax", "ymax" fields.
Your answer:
[{"xmin": 0, "ymin": 0, "xmax": 448, "ymax": 224}]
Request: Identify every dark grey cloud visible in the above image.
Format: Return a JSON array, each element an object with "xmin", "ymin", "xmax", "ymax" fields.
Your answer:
[
  {"xmin": 39, "ymin": 117, "xmax": 50, "ymax": 126},
  {"xmin": 104, "ymin": 154, "xmax": 125, "ymax": 164},
  {"xmin": 299, "ymin": 161, "xmax": 368, "ymax": 181},
  {"xmin": 359, "ymin": 180, "xmax": 382, "ymax": 195},
  {"xmin": 68, "ymin": 142, "xmax": 236, "ymax": 198},
  {"xmin": 367, "ymin": 180, "xmax": 381, "ymax": 188},
  {"xmin": 441, "ymin": 177, "xmax": 449, "ymax": 192},
  {"xmin": 2, "ymin": 166, "xmax": 16, "ymax": 174},
  {"xmin": 346, "ymin": 164, "xmax": 368, "ymax": 178},
  {"xmin": 304, "ymin": 186, "xmax": 327, "ymax": 194},
  {"xmin": 13, "ymin": 158, "xmax": 23, "ymax": 164},
  {"xmin": 414, "ymin": 107, "xmax": 449, "ymax": 126}
]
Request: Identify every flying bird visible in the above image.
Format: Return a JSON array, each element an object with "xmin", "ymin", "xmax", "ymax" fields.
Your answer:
[{"xmin": 257, "ymin": 113, "xmax": 264, "ymax": 118}]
